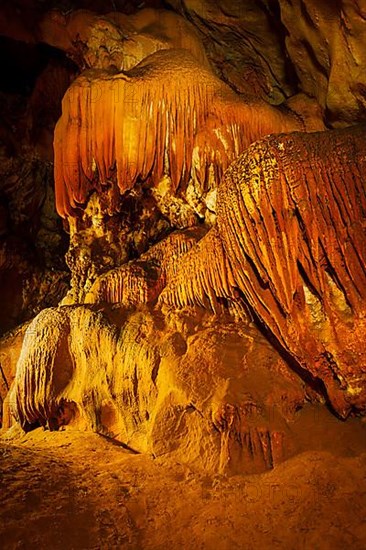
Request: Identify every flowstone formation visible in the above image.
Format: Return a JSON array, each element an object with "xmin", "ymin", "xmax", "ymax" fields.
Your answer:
[
  {"xmin": 52, "ymin": 9, "xmax": 322, "ymax": 303},
  {"xmin": 1, "ymin": 2, "xmax": 366, "ymax": 479},
  {"xmin": 162, "ymin": 125, "xmax": 366, "ymax": 418},
  {"xmin": 7, "ymin": 304, "xmax": 310, "ymax": 475},
  {"xmin": 54, "ymin": 47, "xmax": 303, "ymax": 218},
  {"xmin": 8, "ymin": 125, "xmax": 365, "ymax": 466}
]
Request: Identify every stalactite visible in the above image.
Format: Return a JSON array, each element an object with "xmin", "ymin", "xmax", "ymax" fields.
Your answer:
[
  {"xmin": 161, "ymin": 125, "xmax": 366, "ymax": 416},
  {"xmin": 86, "ymin": 262, "xmax": 162, "ymax": 306},
  {"xmin": 86, "ymin": 227, "xmax": 206, "ymax": 305},
  {"xmin": 54, "ymin": 48, "xmax": 310, "ymax": 218},
  {"xmin": 217, "ymin": 125, "xmax": 366, "ymax": 334},
  {"xmin": 215, "ymin": 403, "xmax": 285, "ymax": 475},
  {"xmin": 159, "ymin": 227, "xmax": 235, "ymax": 313}
]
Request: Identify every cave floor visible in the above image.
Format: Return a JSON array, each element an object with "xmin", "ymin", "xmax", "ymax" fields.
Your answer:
[{"xmin": 1, "ymin": 412, "xmax": 366, "ymax": 550}]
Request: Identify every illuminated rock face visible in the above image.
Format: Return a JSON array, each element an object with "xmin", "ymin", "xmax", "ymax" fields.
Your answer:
[
  {"xmin": 53, "ymin": 26, "xmax": 323, "ymax": 303},
  {"xmin": 7, "ymin": 124, "xmax": 366, "ymax": 470},
  {"xmin": 53, "ymin": 48, "xmax": 313, "ymax": 219},
  {"xmin": 2, "ymin": 3, "xmax": 366, "ymax": 478},
  {"xmin": 84, "ymin": 227, "xmax": 206, "ymax": 306},
  {"xmin": 218, "ymin": 125, "xmax": 366, "ymax": 416},
  {"xmin": 162, "ymin": 125, "xmax": 366, "ymax": 417},
  {"xmin": 166, "ymin": 0, "xmax": 296, "ymax": 103},
  {"xmin": 167, "ymin": 0, "xmax": 366, "ymax": 125},
  {"xmin": 39, "ymin": 8, "xmax": 210, "ymax": 72},
  {"xmin": 278, "ymin": 0, "xmax": 366, "ymax": 125},
  {"xmin": 7, "ymin": 304, "xmax": 308, "ymax": 475}
]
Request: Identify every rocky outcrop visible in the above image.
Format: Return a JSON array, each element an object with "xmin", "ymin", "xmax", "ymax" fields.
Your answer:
[
  {"xmin": 38, "ymin": 7, "xmax": 210, "ymax": 72},
  {"xmin": 167, "ymin": 0, "xmax": 296, "ymax": 103},
  {"xmin": 53, "ymin": 26, "xmax": 324, "ymax": 304},
  {"xmin": 7, "ymin": 124, "xmax": 366, "ymax": 471}
]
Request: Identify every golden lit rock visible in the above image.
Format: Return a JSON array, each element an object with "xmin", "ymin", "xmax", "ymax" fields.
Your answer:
[
  {"xmin": 162, "ymin": 125, "xmax": 366, "ymax": 417},
  {"xmin": 7, "ymin": 303, "xmax": 311, "ymax": 475},
  {"xmin": 54, "ymin": 47, "xmax": 316, "ymax": 218},
  {"xmin": 1, "ymin": 3, "xmax": 366, "ymax": 547}
]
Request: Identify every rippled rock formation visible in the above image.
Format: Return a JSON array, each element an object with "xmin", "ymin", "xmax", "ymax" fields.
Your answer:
[
  {"xmin": 162, "ymin": 125, "xmax": 366, "ymax": 417},
  {"xmin": 1, "ymin": 1, "xmax": 366, "ymax": 482}
]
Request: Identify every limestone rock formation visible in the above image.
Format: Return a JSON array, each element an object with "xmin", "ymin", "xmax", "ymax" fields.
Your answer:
[
  {"xmin": 39, "ymin": 7, "xmax": 210, "ymax": 72},
  {"xmin": 0, "ymin": 27, "xmax": 74, "ymax": 335},
  {"xmin": 278, "ymin": 0, "xmax": 366, "ymax": 125},
  {"xmin": 7, "ymin": 123, "xmax": 366, "ymax": 474},
  {"xmin": 0, "ymin": 324, "xmax": 26, "ymax": 426},
  {"xmin": 1, "ymin": 1, "xmax": 366, "ymax": 490},
  {"xmin": 54, "ymin": 47, "xmax": 316, "ymax": 219},
  {"xmin": 52, "ymin": 19, "xmax": 324, "ymax": 304},
  {"xmin": 167, "ymin": 0, "xmax": 296, "ymax": 103},
  {"xmin": 162, "ymin": 125, "xmax": 366, "ymax": 417},
  {"xmin": 7, "ymin": 303, "xmax": 310, "ymax": 475},
  {"xmin": 85, "ymin": 227, "xmax": 206, "ymax": 306}
]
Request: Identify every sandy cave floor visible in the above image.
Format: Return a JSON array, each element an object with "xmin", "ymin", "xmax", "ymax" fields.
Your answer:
[{"xmin": 1, "ymin": 409, "xmax": 366, "ymax": 550}]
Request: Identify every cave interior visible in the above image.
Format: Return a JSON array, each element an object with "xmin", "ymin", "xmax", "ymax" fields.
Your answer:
[{"xmin": 0, "ymin": 1, "xmax": 366, "ymax": 549}]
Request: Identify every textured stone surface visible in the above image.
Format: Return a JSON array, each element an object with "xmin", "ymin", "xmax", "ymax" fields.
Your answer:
[
  {"xmin": 0, "ymin": 1, "xmax": 366, "ymax": 523},
  {"xmin": 167, "ymin": 0, "xmax": 296, "ymax": 103},
  {"xmin": 51, "ymin": 13, "xmax": 324, "ymax": 306},
  {"xmin": 0, "ymin": 148, "xmax": 69, "ymax": 334},
  {"xmin": 54, "ymin": 47, "xmax": 315, "ymax": 219},
  {"xmin": 7, "ymin": 303, "xmax": 313, "ymax": 475},
  {"xmin": 279, "ymin": 0, "xmax": 366, "ymax": 125},
  {"xmin": 1, "ymin": 428, "xmax": 366, "ymax": 549},
  {"xmin": 38, "ymin": 7, "xmax": 210, "ymax": 72},
  {"xmin": 162, "ymin": 125, "xmax": 366, "ymax": 417}
]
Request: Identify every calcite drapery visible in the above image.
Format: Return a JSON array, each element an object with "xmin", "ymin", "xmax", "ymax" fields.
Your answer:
[
  {"xmin": 54, "ymin": 47, "xmax": 317, "ymax": 218},
  {"xmin": 51, "ymin": 5, "xmax": 324, "ymax": 308},
  {"xmin": 161, "ymin": 125, "xmax": 366, "ymax": 417},
  {"xmin": 3, "ymin": 1, "xmax": 366, "ymax": 477},
  {"xmin": 85, "ymin": 227, "xmax": 206, "ymax": 306}
]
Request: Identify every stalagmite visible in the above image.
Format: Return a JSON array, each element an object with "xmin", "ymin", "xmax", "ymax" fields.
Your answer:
[
  {"xmin": 7, "ymin": 303, "xmax": 306, "ymax": 474},
  {"xmin": 3, "ymin": 4, "xmax": 366, "ymax": 545}
]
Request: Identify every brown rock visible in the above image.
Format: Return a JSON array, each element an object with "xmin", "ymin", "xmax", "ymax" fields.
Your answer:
[
  {"xmin": 167, "ymin": 0, "xmax": 296, "ymax": 103},
  {"xmin": 279, "ymin": 0, "xmax": 366, "ymax": 125}
]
